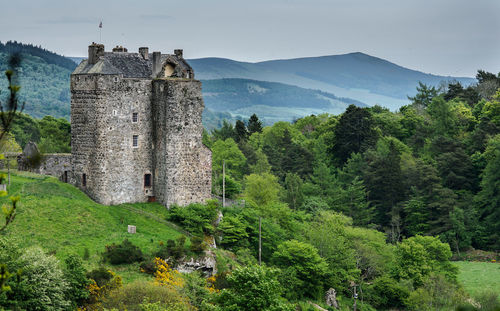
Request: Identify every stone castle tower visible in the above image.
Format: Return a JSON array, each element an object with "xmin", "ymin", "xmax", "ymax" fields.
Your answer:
[{"xmin": 70, "ymin": 43, "xmax": 212, "ymax": 207}]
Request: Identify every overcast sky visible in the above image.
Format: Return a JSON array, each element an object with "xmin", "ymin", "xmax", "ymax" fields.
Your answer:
[{"xmin": 0, "ymin": 0, "xmax": 499, "ymax": 77}]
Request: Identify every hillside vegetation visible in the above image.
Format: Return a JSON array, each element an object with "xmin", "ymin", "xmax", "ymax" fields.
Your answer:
[
  {"xmin": 0, "ymin": 171, "xmax": 186, "ymax": 282},
  {"xmin": 0, "ymin": 41, "xmax": 75, "ymax": 119},
  {"xmin": 202, "ymin": 78, "xmax": 365, "ymax": 124}
]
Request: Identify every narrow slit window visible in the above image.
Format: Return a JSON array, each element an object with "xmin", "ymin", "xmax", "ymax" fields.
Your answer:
[
  {"xmin": 132, "ymin": 135, "xmax": 138, "ymax": 147},
  {"xmin": 132, "ymin": 112, "xmax": 138, "ymax": 123},
  {"xmin": 82, "ymin": 173, "xmax": 87, "ymax": 187},
  {"xmin": 144, "ymin": 174, "xmax": 152, "ymax": 187}
]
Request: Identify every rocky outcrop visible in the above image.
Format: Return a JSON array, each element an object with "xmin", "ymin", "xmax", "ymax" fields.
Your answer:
[
  {"xmin": 325, "ymin": 288, "xmax": 339, "ymax": 309},
  {"xmin": 175, "ymin": 250, "xmax": 217, "ymax": 277}
]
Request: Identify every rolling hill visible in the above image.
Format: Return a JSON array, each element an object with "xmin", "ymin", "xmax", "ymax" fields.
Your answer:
[
  {"xmin": 189, "ymin": 53, "xmax": 476, "ymax": 110},
  {"xmin": 0, "ymin": 41, "xmax": 76, "ymax": 119},
  {"xmin": 1, "ymin": 41, "xmax": 479, "ymax": 126},
  {"xmin": 201, "ymin": 78, "xmax": 365, "ymax": 125}
]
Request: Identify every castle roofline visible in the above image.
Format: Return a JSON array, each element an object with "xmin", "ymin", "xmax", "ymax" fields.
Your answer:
[{"xmin": 73, "ymin": 44, "xmax": 194, "ymax": 79}]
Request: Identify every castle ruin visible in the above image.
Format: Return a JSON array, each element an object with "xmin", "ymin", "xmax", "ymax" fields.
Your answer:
[{"xmin": 68, "ymin": 43, "xmax": 212, "ymax": 207}]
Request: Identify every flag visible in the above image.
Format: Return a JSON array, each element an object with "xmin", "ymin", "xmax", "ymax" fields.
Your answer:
[{"xmin": 99, "ymin": 21, "xmax": 102, "ymax": 28}]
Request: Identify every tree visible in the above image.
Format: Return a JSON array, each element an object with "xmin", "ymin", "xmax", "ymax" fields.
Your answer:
[
  {"xmin": 271, "ymin": 240, "xmax": 329, "ymax": 300},
  {"xmin": 475, "ymin": 134, "xmax": 500, "ymax": 249},
  {"xmin": 234, "ymin": 120, "xmax": 248, "ymax": 142},
  {"xmin": 217, "ymin": 265, "xmax": 293, "ymax": 311},
  {"xmin": 393, "ymin": 235, "xmax": 457, "ymax": 286},
  {"xmin": 0, "ymin": 53, "xmax": 25, "ymax": 141},
  {"xmin": 243, "ymin": 173, "xmax": 282, "ymax": 207},
  {"xmin": 364, "ymin": 140, "xmax": 405, "ymax": 229},
  {"xmin": 7, "ymin": 247, "xmax": 71, "ymax": 310},
  {"xmin": 408, "ymin": 82, "xmax": 438, "ymax": 109},
  {"xmin": 283, "ymin": 173, "xmax": 304, "ymax": 209},
  {"xmin": 211, "ymin": 119, "xmax": 235, "ymax": 141},
  {"xmin": 211, "ymin": 138, "xmax": 247, "ymax": 180},
  {"xmin": 247, "ymin": 113, "xmax": 263, "ymax": 134},
  {"xmin": 64, "ymin": 254, "xmax": 90, "ymax": 308},
  {"xmin": 330, "ymin": 105, "xmax": 378, "ymax": 165},
  {"xmin": 305, "ymin": 212, "xmax": 359, "ymax": 293}
]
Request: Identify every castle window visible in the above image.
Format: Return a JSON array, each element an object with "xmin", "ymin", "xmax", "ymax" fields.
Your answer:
[
  {"xmin": 82, "ymin": 173, "xmax": 87, "ymax": 187},
  {"xmin": 132, "ymin": 135, "xmax": 139, "ymax": 147},
  {"xmin": 144, "ymin": 174, "xmax": 152, "ymax": 187},
  {"xmin": 113, "ymin": 110, "xmax": 118, "ymax": 116},
  {"xmin": 114, "ymin": 77, "xmax": 119, "ymax": 82},
  {"xmin": 132, "ymin": 112, "xmax": 138, "ymax": 123}
]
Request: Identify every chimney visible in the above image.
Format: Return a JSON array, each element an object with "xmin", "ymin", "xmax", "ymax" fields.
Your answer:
[
  {"xmin": 139, "ymin": 47, "xmax": 149, "ymax": 60},
  {"xmin": 152, "ymin": 51, "xmax": 162, "ymax": 78},
  {"xmin": 88, "ymin": 42, "xmax": 105, "ymax": 65},
  {"xmin": 174, "ymin": 49, "xmax": 183, "ymax": 58},
  {"xmin": 112, "ymin": 45, "xmax": 128, "ymax": 52}
]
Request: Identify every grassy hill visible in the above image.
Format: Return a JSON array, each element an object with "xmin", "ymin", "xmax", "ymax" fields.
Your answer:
[
  {"xmin": 1, "ymin": 170, "xmax": 187, "ymax": 282},
  {"xmin": 455, "ymin": 261, "xmax": 500, "ymax": 298}
]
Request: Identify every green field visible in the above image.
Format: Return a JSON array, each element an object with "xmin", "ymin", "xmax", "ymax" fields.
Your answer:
[
  {"xmin": 0, "ymin": 170, "xmax": 187, "ymax": 282},
  {"xmin": 455, "ymin": 261, "xmax": 500, "ymax": 297}
]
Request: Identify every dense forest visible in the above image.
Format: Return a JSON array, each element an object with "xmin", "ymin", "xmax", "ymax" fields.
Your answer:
[
  {"xmin": 0, "ymin": 41, "xmax": 75, "ymax": 119},
  {"xmin": 1, "ymin": 61, "xmax": 500, "ymax": 310}
]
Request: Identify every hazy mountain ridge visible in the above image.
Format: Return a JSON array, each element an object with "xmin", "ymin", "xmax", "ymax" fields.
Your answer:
[{"xmin": 189, "ymin": 53, "xmax": 476, "ymax": 109}]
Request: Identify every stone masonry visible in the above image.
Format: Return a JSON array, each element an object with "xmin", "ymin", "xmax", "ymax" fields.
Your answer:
[{"xmin": 69, "ymin": 43, "xmax": 212, "ymax": 207}]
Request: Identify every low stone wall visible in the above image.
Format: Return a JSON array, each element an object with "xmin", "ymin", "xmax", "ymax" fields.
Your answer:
[{"xmin": 18, "ymin": 153, "xmax": 72, "ymax": 182}]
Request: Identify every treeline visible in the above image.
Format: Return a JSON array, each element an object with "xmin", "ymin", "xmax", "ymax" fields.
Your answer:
[
  {"xmin": 0, "ymin": 48, "xmax": 72, "ymax": 119},
  {"xmin": 4, "ymin": 113, "xmax": 71, "ymax": 153},
  {"xmin": 206, "ymin": 69, "xmax": 500, "ymax": 253},
  {"xmin": 0, "ymin": 41, "xmax": 77, "ymax": 71}
]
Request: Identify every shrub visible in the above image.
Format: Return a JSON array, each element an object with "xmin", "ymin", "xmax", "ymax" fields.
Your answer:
[
  {"xmin": 155, "ymin": 236, "xmax": 187, "ymax": 262},
  {"xmin": 189, "ymin": 236, "xmax": 205, "ymax": 254},
  {"xmin": 103, "ymin": 239, "xmax": 144, "ymax": 264},
  {"xmin": 87, "ymin": 266, "xmax": 114, "ymax": 287},
  {"xmin": 394, "ymin": 235, "xmax": 457, "ymax": 286},
  {"xmin": 366, "ymin": 275, "xmax": 409, "ymax": 310},
  {"xmin": 140, "ymin": 259, "xmax": 157, "ymax": 275},
  {"xmin": 217, "ymin": 265, "xmax": 294, "ymax": 311},
  {"xmin": 86, "ymin": 268, "xmax": 122, "ymax": 306},
  {"xmin": 7, "ymin": 246, "xmax": 71, "ymax": 310},
  {"xmin": 64, "ymin": 254, "xmax": 90, "ymax": 308},
  {"xmin": 100, "ymin": 280, "xmax": 192, "ymax": 311},
  {"xmin": 405, "ymin": 273, "xmax": 468, "ymax": 311},
  {"xmin": 216, "ymin": 175, "xmax": 242, "ymax": 199},
  {"xmin": 166, "ymin": 200, "xmax": 219, "ymax": 235},
  {"xmin": 271, "ymin": 240, "xmax": 329, "ymax": 300}
]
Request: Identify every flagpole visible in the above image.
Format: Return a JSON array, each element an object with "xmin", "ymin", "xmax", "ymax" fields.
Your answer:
[{"xmin": 99, "ymin": 20, "xmax": 102, "ymax": 43}]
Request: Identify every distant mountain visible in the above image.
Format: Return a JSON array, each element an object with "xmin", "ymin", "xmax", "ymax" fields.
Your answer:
[
  {"xmin": 1, "ymin": 42, "xmax": 479, "ymax": 127},
  {"xmin": 69, "ymin": 57, "xmax": 85, "ymax": 65},
  {"xmin": 0, "ymin": 41, "xmax": 76, "ymax": 119},
  {"xmin": 201, "ymin": 78, "xmax": 366, "ymax": 125},
  {"xmin": 189, "ymin": 53, "xmax": 476, "ymax": 110}
]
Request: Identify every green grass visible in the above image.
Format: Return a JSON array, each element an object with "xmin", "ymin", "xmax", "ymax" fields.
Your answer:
[
  {"xmin": 454, "ymin": 261, "xmax": 500, "ymax": 297},
  {"xmin": 0, "ymin": 170, "xmax": 186, "ymax": 282}
]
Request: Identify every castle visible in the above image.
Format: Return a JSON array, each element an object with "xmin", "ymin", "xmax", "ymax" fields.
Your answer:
[{"xmin": 67, "ymin": 43, "xmax": 212, "ymax": 207}]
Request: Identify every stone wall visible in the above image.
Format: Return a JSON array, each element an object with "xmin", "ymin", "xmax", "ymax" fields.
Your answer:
[
  {"xmin": 17, "ymin": 153, "xmax": 72, "ymax": 182},
  {"xmin": 35, "ymin": 154, "xmax": 72, "ymax": 181},
  {"xmin": 152, "ymin": 79, "xmax": 212, "ymax": 207},
  {"xmin": 71, "ymin": 74, "xmax": 154, "ymax": 205},
  {"xmin": 71, "ymin": 74, "xmax": 110, "ymax": 203}
]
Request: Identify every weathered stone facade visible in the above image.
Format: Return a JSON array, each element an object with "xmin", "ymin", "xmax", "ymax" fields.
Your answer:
[
  {"xmin": 70, "ymin": 43, "xmax": 212, "ymax": 207},
  {"xmin": 17, "ymin": 142, "xmax": 72, "ymax": 182}
]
